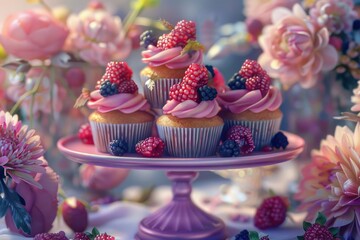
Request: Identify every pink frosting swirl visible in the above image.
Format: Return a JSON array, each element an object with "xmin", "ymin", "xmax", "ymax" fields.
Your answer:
[
  {"xmin": 217, "ymin": 87, "xmax": 282, "ymax": 114},
  {"xmin": 88, "ymin": 90, "xmax": 150, "ymax": 113},
  {"xmin": 163, "ymin": 99, "xmax": 221, "ymax": 118},
  {"xmin": 142, "ymin": 45, "xmax": 203, "ymax": 69}
]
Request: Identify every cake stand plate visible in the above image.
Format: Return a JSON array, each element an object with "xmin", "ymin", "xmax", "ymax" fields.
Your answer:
[{"xmin": 57, "ymin": 132, "xmax": 304, "ymax": 240}]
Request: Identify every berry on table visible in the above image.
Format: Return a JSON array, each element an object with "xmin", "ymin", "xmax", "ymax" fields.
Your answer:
[
  {"xmin": 109, "ymin": 139, "xmax": 128, "ymax": 156},
  {"xmin": 73, "ymin": 232, "xmax": 90, "ymax": 240},
  {"xmin": 136, "ymin": 137, "xmax": 165, "ymax": 157},
  {"xmin": 234, "ymin": 229, "xmax": 249, "ymax": 240},
  {"xmin": 198, "ymin": 85, "xmax": 217, "ymax": 101},
  {"xmin": 140, "ymin": 30, "xmax": 158, "ymax": 49},
  {"xmin": 261, "ymin": 145, "xmax": 273, "ymax": 152},
  {"xmin": 183, "ymin": 63, "xmax": 209, "ymax": 88},
  {"xmin": 78, "ymin": 123, "xmax": 94, "ymax": 145},
  {"xmin": 218, "ymin": 139, "xmax": 240, "ymax": 157},
  {"xmin": 99, "ymin": 80, "xmax": 119, "ymax": 97},
  {"xmin": 94, "ymin": 233, "xmax": 115, "ymax": 240},
  {"xmin": 239, "ymin": 59, "xmax": 263, "ymax": 78},
  {"xmin": 271, "ymin": 132, "xmax": 289, "ymax": 150},
  {"xmin": 228, "ymin": 73, "xmax": 246, "ymax": 90},
  {"xmin": 61, "ymin": 197, "xmax": 88, "ymax": 232},
  {"xmin": 226, "ymin": 125, "xmax": 255, "ymax": 155},
  {"xmin": 254, "ymin": 196, "xmax": 288, "ymax": 230},
  {"xmin": 169, "ymin": 83, "xmax": 198, "ymax": 102},
  {"xmin": 34, "ymin": 231, "xmax": 69, "ymax": 240},
  {"xmin": 118, "ymin": 80, "xmax": 138, "ymax": 94}
]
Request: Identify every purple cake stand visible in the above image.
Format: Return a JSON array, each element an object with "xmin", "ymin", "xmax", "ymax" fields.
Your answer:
[{"xmin": 57, "ymin": 132, "xmax": 304, "ymax": 240}]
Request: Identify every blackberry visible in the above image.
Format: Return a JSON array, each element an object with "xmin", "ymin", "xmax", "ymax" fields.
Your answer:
[
  {"xmin": 109, "ymin": 139, "xmax": 128, "ymax": 156},
  {"xmin": 205, "ymin": 65, "xmax": 215, "ymax": 78},
  {"xmin": 99, "ymin": 80, "xmax": 118, "ymax": 97},
  {"xmin": 198, "ymin": 86, "xmax": 217, "ymax": 101},
  {"xmin": 228, "ymin": 73, "xmax": 246, "ymax": 90},
  {"xmin": 271, "ymin": 132, "xmax": 289, "ymax": 149},
  {"xmin": 140, "ymin": 30, "xmax": 158, "ymax": 49},
  {"xmin": 218, "ymin": 140, "xmax": 240, "ymax": 157},
  {"xmin": 234, "ymin": 230, "xmax": 249, "ymax": 240}
]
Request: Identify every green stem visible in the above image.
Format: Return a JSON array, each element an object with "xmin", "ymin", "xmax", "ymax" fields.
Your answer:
[
  {"xmin": 123, "ymin": 5, "xmax": 144, "ymax": 36},
  {"xmin": 39, "ymin": 0, "xmax": 52, "ymax": 13},
  {"xmin": 49, "ymin": 66, "xmax": 55, "ymax": 120}
]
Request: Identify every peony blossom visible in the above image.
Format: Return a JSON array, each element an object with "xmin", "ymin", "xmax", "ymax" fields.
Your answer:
[
  {"xmin": 0, "ymin": 10, "xmax": 68, "ymax": 61},
  {"xmin": 0, "ymin": 111, "xmax": 45, "ymax": 188},
  {"xmin": 79, "ymin": 164, "xmax": 129, "ymax": 191},
  {"xmin": 351, "ymin": 81, "xmax": 360, "ymax": 112},
  {"xmin": 258, "ymin": 4, "xmax": 338, "ymax": 88},
  {"xmin": 296, "ymin": 123, "xmax": 360, "ymax": 238},
  {"xmin": 65, "ymin": 1, "xmax": 132, "ymax": 66},
  {"xmin": 5, "ymin": 158, "xmax": 59, "ymax": 237},
  {"xmin": 6, "ymin": 68, "xmax": 66, "ymax": 118},
  {"xmin": 310, "ymin": 0, "xmax": 357, "ymax": 35}
]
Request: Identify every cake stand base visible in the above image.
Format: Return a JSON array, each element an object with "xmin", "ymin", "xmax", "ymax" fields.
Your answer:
[{"xmin": 135, "ymin": 172, "xmax": 227, "ymax": 240}]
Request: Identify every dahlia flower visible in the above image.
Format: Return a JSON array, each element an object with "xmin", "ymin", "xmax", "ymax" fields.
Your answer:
[
  {"xmin": 0, "ymin": 111, "xmax": 45, "ymax": 188},
  {"xmin": 258, "ymin": 4, "xmax": 338, "ymax": 88},
  {"xmin": 65, "ymin": 1, "xmax": 131, "ymax": 66},
  {"xmin": 296, "ymin": 123, "xmax": 360, "ymax": 238},
  {"xmin": 309, "ymin": 0, "xmax": 357, "ymax": 35}
]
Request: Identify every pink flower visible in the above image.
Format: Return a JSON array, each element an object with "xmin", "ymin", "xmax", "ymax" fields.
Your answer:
[
  {"xmin": 310, "ymin": 0, "xmax": 357, "ymax": 35},
  {"xmin": 0, "ymin": 111, "xmax": 45, "ymax": 188},
  {"xmin": 6, "ymin": 68, "xmax": 66, "ymax": 118},
  {"xmin": 258, "ymin": 4, "xmax": 338, "ymax": 88},
  {"xmin": 65, "ymin": 2, "xmax": 131, "ymax": 66},
  {"xmin": 79, "ymin": 164, "xmax": 129, "ymax": 191},
  {"xmin": 5, "ymin": 158, "xmax": 59, "ymax": 237},
  {"xmin": 0, "ymin": 10, "xmax": 68, "ymax": 61},
  {"xmin": 351, "ymin": 81, "xmax": 360, "ymax": 112},
  {"xmin": 296, "ymin": 123, "xmax": 360, "ymax": 238}
]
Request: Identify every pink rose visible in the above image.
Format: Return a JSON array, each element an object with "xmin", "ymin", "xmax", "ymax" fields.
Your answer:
[
  {"xmin": 5, "ymin": 159, "xmax": 59, "ymax": 237},
  {"xmin": 258, "ymin": 4, "xmax": 338, "ymax": 88},
  {"xmin": 0, "ymin": 10, "xmax": 68, "ymax": 61},
  {"xmin": 79, "ymin": 164, "xmax": 129, "ymax": 191}
]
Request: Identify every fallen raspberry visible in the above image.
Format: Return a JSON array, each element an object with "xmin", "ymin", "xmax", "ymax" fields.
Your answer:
[
  {"xmin": 254, "ymin": 196, "xmax": 288, "ymax": 230},
  {"xmin": 78, "ymin": 123, "xmax": 94, "ymax": 145},
  {"xmin": 136, "ymin": 137, "xmax": 165, "ymax": 157}
]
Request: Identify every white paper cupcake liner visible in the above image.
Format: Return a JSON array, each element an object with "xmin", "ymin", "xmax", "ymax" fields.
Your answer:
[
  {"xmin": 140, "ymin": 74, "xmax": 182, "ymax": 110},
  {"xmin": 157, "ymin": 125, "xmax": 224, "ymax": 158},
  {"xmin": 90, "ymin": 121, "xmax": 153, "ymax": 153},
  {"xmin": 223, "ymin": 117, "xmax": 282, "ymax": 150}
]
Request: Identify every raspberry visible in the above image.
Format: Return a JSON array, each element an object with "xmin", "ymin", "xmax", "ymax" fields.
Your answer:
[
  {"xmin": 303, "ymin": 223, "xmax": 333, "ymax": 240},
  {"xmin": 245, "ymin": 72, "xmax": 271, "ymax": 96},
  {"xmin": 239, "ymin": 59, "xmax": 263, "ymax": 78},
  {"xmin": 234, "ymin": 230, "xmax": 249, "ymax": 240},
  {"xmin": 174, "ymin": 19, "xmax": 196, "ymax": 39},
  {"xmin": 118, "ymin": 80, "xmax": 138, "ymax": 94},
  {"xmin": 169, "ymin": 83, "xmax": 198, "ymax": 102},
  {"xmin": 99, "ymin": 80, "xmax": 119, "ymax": 97},
  {"xmin": 228, "ymin": 73, "xmax": 246, "ymax": 90},
  {"xmin": 78, "ymin": 123, "xmax": 94, "ymax": 145},
  {"xmin": 140, "ymin": 30, "xmax": 158, "ymax": 49},
  {"xmin": 261, "ymin": 145, "xmax": 273, "ymax": 152},
  {"xmin": 226, "ymin": 125, "xmax": 255, "ymax": 155},
  {"xmin": 94, "ymin": 233, "xmax": 115, "ymax": 240},
  {"xmin": 271, "ymin": 132, "xmax": 289, "ymax": 150},
  {"xmin": 97, "ymin": 61, "xmax": 133, "ymax": 87},
  {"xmin": 34, "ymin": 231, "xmax": 69, "ymax": 240},
  {"xmin": 74, "ymin": 233, "xmax": 90, "ymax": 240},
  {"xmin": 254, "ymin": 196, "xmax": 288, "ymax": 230},
  {"xmin": 135, "ymin": 137, "xmax": 165, "ymax": 157},
  {"xmin": 198, "ymin": 86, "xmax": 217, "ymax": 101},
  {"xmin": 218, "ymin": 139, "xmax": 240, "ymax": 157},
  {"xmin": 182, "ymin": 63, "xmax": 209, "ymax": 88},
  {"xmin": 109, "ymin": 139, "xmax": 128, "ymax": 156}
]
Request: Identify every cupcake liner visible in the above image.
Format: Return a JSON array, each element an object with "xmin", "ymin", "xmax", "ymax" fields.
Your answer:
[
  {"xmin": 157, "ymin": 125, "xmax": 223, "ymax": 158},
  {"xmin": 223, "ymin": 117, "xmax": 282, "ymax": 150},
  {"xmin": 140, "ymin": 74, "xmax": 182, "ymax": 110},
  {"xmin": 90, "ymin": 121, "xmax": 153, "ymax": 153}
]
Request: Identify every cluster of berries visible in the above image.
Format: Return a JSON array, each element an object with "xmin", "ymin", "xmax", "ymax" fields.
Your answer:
[
  {"xmin": 218, "ymin": 125, "xmax": 255, "ymax": 157},
  {"xmin": 234, "ymin": 230, "xmax": 269, "ymax": 240},
  {"xmin": 34, "ymin": 228, "xmax": 115, "ymax": 240},
  {"xmin": 169, "ymin": 63, "xmax": 217, "ymax": 102},
  {"xmin": 228, "ymin": 59, "xmax": 271, "ymax": 97},
  {"xmin": 96, "ymin": 62, "xmax": 138, "ymax": 97}
]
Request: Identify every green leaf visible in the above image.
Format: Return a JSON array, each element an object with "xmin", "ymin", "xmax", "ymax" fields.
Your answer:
[
  {"xmin": 297, "ymin": 236, "xmax": 304, "ymax": 240},
  {"xmin": 315, "ymin": 212, "xmax": 327, "ymax": 225},
  {"xmin": 9, "ymin": 201, "xmax": 31, "ymax": 235},
  {"xmin": 303, "ymin": 221, "xmax": 312, "ymax": 231},
  {"xmin": 181, "ymin": 40, "xmax": 205, "ymax": 56},
  {"xmin": 92, "ymin": 227, "xmax": 100, "ymax": 236},
  {"xmin": 0, "ymin": 198, "xmax": 9, "ymax": 218},
  {"xmin": 329, "ymin": 227, "xmax": 340, "ymax": 236},
  {"xmin": 249, "ymin": 231, "xmax": 260, "ymax": 240},
  {"xmin": 131, "ymin": 0, "xmax": 159, "ymax": 10}
]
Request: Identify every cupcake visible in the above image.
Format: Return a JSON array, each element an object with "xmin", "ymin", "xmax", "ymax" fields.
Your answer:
[
  {"xmin": 156, "ymin": 63, "xmax": 224, "ymax": 157},
  {"xmin": 217, "ymin": 59, "xmax": 282, "ymax": 150},
  {"xmin": 87, "ymin": 62, "xmax": 154, "ymax": 153},
  {"xmin": 140, "ymin": 20, "xmax": 204, "ymax": 113}
]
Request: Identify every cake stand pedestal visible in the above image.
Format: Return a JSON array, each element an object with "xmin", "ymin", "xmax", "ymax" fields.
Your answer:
[{"xmin": 58, "ymin": 132, "xmax": 304, "ymax": 240}]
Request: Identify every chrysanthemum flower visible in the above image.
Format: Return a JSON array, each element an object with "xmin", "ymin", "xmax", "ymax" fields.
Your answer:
[
  {"xmin": 0, "ymin": 111, "xmax": 45, "ymax": 188},
  {"xmin": 296, "ymin": 123, "xmax": 360, "ymax": 238}
]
